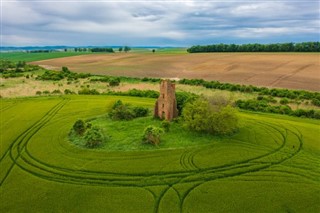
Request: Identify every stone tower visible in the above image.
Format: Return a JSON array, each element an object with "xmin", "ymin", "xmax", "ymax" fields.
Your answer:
[{"xmin": 154, "ymin": 79, "xmax": 178, "ymax": 121}]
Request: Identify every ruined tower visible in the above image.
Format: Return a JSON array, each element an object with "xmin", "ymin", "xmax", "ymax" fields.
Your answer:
[{"xmin": 154, "ymin": 79, "xmax": 178, "ymax": 121}]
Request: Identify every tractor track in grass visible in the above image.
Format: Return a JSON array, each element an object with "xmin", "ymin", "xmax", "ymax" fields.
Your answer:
[
  {"xmin": 0, "ymin": 99, "xmax": 69, "ymax": 186},
  {"xmin": 2, "ymin": 101, "xmax": 307, "ymax": 213}
]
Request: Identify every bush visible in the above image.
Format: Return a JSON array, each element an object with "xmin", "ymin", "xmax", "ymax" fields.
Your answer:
[
  {"xmin": 133, "ymin": 106, "xmax": 149, "ymax": 117},
  {"xmin": 78, "ymin": 88, "xmax": 100, "ymax": 95},
  {"xmin": 109, "ymin": 100, "xmax": 149, "ymax": 120},
  {"xmin": 73, "ymin": 119, "xmax": 86, "ymax": 135},
  {"xmin": 84, "ymin": 126, "xmax": 104, "ymax": 148},
  {"xmin": 51, "ymin": 89, "xmax": 62, "ymax": 94},
  {"xmin": 64, "ymin": 89, "xmax": 75, "ymax": 94},
  {"xmin": 109, "ymin": 78, "xmax": 120, "ymax": 86},
  {"xmin": 36, "ymin": 91, "xmax": 42, "ymax": 95},
  {"xmin": 142, "ymin": 126, "xmax": 164, "ymax": 146},
  {"xmin": 161, "ymin": 120, "xmax": 170, "ymax": 132},
  {"xmin": 280, "ymin": 98, "xmax": 289, "ymax": 105},
  {"xmin": 182, "ymin": 97, "xmax": 239, "ymax": 135}
]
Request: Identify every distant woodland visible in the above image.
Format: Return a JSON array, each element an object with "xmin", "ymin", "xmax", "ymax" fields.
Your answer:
[{"xmin": 187, "ymin": 42, "xmax": 320, "ymax": 53}]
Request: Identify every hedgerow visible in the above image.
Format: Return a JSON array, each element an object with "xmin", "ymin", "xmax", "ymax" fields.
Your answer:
[{"xmin": 235, "ymin": 99, "xmax": 320, "ymax": 119}]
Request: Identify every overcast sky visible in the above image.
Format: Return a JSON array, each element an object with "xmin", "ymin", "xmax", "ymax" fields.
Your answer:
[{"xmin": 2, "ymin": 0, "xmax": 319, "ymax": 46}]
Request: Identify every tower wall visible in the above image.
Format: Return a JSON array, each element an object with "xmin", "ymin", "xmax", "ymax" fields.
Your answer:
[{"xmin": 154, "ymin": 80, "xmax": 178, "ymax": 121}]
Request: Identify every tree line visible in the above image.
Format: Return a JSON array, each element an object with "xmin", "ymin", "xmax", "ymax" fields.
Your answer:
[{"xmin": 187, "ymin": 42, "xmax": 320, "ymax": 53}]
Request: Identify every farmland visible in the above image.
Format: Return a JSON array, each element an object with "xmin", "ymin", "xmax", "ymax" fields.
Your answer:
[
  {"xmin": 29, "ymin": 52, "xmax": 320, "ymax": 91},
  {"xmin": 1, "ymin": 95, "xmax": 319, "ymax": 212}
]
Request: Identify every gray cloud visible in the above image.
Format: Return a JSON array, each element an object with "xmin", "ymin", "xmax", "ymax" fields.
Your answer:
[{"xmin": 2, "ymin": 0, "xmax": 319, "ymax": 46}]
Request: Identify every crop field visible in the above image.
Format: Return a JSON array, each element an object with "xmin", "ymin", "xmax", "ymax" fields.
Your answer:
[
  {"xmin": 0, "ymin": 52, "xmax": 95, "ymax": 63},
  {"xmin": 1, "ymin": 95, "xmax": 319, "ymax": 212},
  {"xmin": 29, "ymin": 52, "xmax": 320, "ymax": 91}
]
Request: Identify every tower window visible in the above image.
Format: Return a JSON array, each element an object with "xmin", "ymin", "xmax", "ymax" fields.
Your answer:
[
  {"xmin": 162, "ymin": 104, "xmax": 164, "ymax": 108},
  {"xmin": 163, "ymin": 94, "xmax": 165, "ymax": 98}
]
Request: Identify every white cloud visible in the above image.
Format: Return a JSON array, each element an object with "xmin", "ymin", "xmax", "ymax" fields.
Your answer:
[{"xmin": 2, "ymin": 0, "xmax": 319, "ymax": 46}]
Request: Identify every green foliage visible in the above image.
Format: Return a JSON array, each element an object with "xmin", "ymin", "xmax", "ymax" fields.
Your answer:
[
  {"xmin": 73, "ymin": 119, "xmax": 86, "ymax": 135},
  {"xmin": 124, "ymin": 46, "xmax": 131, "ymax": 53},
  {"xmin": 280, "ymin": 98, "xmax": 289, "ymax": 105},
  {"xmin": 109, "ymin": 78, "xmax": 120, "ymax": 86},
  {"xmin": 0, "ymin": 59, "xmax": 41, "ymax": 78},
  {"xmin": 90, "ymin": 47, "xmax": 114, "ymax": 53},
  {"xmin": 187, "ymin": 42, "xmax": 320, "ymax": 53},
  {"xmin": 64, "ymin": 89, "xmax": 75, "ymax": 95},
  {"xmin": 236, "ymin": 99, "xmax": 320, "ymax": 119},
  {"xmin": 109, "ymin": 100, "xmax": 149, "ymax": 120},
  {"xmin": 106, "ymin": 89, "xmax": 159, "ymax": 98},
  {"xmin": 179, "ymin": 78, "xmax": 320, "ymax": 106},
  {"xmin": 142, "ymin": 125, "xmax": 164, "ymax": 145},
  {"xmin": 133, "ymin": 106, "xmax": 149, "ymax": 117},
  {"xmin": 161, "ymin": 120, "xmax": 170, "ymax": 132},
  {"xmin": 78, "ymin": 88, "xmax": 100, "ymax": 95},
  {"xmin": 51, "ymin": 89, "xmax": 62, "ymax": 94},
  {"xmin": 182, "ymin": 97, "xmax": 239, "ymax": 135},
  {"xmin": 175, "ymin": 92, "xmax": 198, "ymax": 115},
  {"xmin": 36, "ymin": 69, "xmax": 91, "ymax": 81},
  {"xmin": 84, "ymin": 126, "xmax": 105, "ymax": 148}
]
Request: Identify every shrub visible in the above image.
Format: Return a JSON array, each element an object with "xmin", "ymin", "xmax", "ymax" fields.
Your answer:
[
  {"xmin": 73, "ymin": 119, "xmax": 86, "ymax": 135},
  {"xmin": 142, "ymin": 126, "xmax": 164, "ymax": 146},
  {"xmin": 161, "ymin": 120, "xmax": 170, "ymax": 132},
  {"xmin": 109, "ymin": 100, "xmax": 149, "ymax": 120},
  {"xmin": 280, "ymin": 98, "xmax": 289, "ymax": 105},
  {"xmin": 109, "ymin": 102, "xmax": 135, "ymax": 120},
  {"xmin": 182, "ymin": 97, "xmax": 239, "ymax": 135},
  {"xmin": 78, "ymin": 88, "xmax": 100, "ymax": 95},
  {"xmin": 64, "ymin": 89, "xmax": 75, "ymax": 94},
  {"xmin": 84, "ymin": 126, "xmax": 104, "ymax": 148},
  {"xmin": 109, "ymin": 78, "xmax": 120, "ymax": 86},
  {"xmin": 51, "ymin": 89, "xmax": 62, "ymax": 94},
  {"xmin": 43, "ymin": 90, "xmax": 50, "ymax": 95},
  {"xmin": 36, "ymin": 91, "xmax": 42, "ymax": 95},
  {"xmin": 133, "ymin": 106, "xmax": 149, "ymax": 117}
]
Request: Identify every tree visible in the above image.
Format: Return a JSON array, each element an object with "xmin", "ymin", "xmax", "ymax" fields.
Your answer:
[
  {"xmin": 84, "ymin": 126, "xmax": 104, "ymax": 148},
  {"xmin": 119, "ymin": 47, "xmax": 123, "ymax": 52},
  {"xmin": 124, "ymin": 46, "xmax": 131, "ymax": 53},
  {"xmin": 73, "ymin": 119, "xmax": 86, "ymax": 135},
  {"xmin": 182, "ymin": 97, "xmax": 239, "ymax": 135},
  {"xmin": 142, "ymin": 126, "xmax": 164, "ymax": 146},
  {"xmin": 152, "ymin": 49, "xmax": 155, "ymax": 53}
]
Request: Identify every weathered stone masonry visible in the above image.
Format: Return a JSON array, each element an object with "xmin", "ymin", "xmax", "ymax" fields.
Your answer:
[{"xmin": 154, "ymin": 79, "xmax": 178, "ymax": 121}]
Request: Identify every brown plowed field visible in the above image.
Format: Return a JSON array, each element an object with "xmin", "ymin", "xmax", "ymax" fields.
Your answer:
[{"xmin": 31, "ymin": 53, "xmax": 320, "ymax": 91}]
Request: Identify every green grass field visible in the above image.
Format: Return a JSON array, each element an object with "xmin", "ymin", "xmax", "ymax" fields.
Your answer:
[
  {"xmin": 0, "ymin": 48, "xmax": 187, "ymax": 63},
  {"xmin": 0, "ymin": 52, "xmax": 94, "ymax": 62},
  {"xmin": 0, "ymin": 95, "xmax": 319, "ymax": 212}
]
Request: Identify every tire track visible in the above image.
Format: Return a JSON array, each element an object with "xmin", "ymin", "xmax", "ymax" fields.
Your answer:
[
  {"xmin": 0, "ymin": 99, "xmax": 69, "ymax": 186},
  {"xmin": 269, "ymin": 64, "xmax": 313, "ymax": 87},
  {"xmin": 3, "ymin": 112, "xmax": 305, "ymax": 213}
]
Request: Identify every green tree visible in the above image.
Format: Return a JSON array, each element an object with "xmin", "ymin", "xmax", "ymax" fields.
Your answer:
[
  {"xmin": 73, "ymin": 119, "xmax": 86, "ymax": 135},
  {"xmin": 119, "ymin": 47, "xmax": 123, "ymax": 52},
  {"xmin": 142, "ymin": 126, "xmax": 164, "ymax": 145},
  {"xmin": 84, "ymin": 126, "xmax": 104, "ymax": 148},
  {"xmin": 182, "ymin": 97, "xmax": 239, "ymax": 135},
  {"xmin": 124, "ymin": 46, "xmax": 131, "ymax": 53}
]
